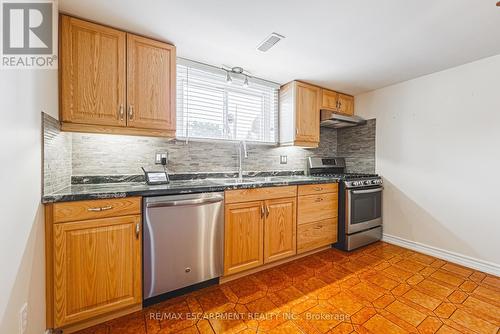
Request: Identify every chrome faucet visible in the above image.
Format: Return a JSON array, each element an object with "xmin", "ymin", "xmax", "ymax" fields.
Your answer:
[{"xmin": 238, "ymin": 140, "xmax": 248, "ymax": 180}]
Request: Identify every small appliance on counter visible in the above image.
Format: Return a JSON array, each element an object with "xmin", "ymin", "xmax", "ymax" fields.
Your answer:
[
  {"xmin": 141, "ymin": 167, "xmax": 170, "ymax": 185},
  {"xmin": 308, "ymin": 157, "xmax": 383, "ymax": 251}
]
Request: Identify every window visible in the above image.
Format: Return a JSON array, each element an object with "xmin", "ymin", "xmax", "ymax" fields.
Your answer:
[{"xmin": 176, "ymin": 58, "xmax": 279, "ymax": 144}]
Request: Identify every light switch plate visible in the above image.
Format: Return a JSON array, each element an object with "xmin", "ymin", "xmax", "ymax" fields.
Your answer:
[{"xmin": 280, "ymin": 155, "xmax": 287, "ymax": 164}]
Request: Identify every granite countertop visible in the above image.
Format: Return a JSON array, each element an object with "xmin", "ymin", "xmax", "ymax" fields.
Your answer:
[{"xmin": 42, "ymin": 175, "xmax": 341, "ymax": 203}]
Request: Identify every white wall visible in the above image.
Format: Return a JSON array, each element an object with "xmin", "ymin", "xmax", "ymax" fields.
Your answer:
[
  {"xmin": 356, "ymin": 55, "xmax": 500, "ymax": 272},
  {"xmin": 0, "ymin": 70, "xmax": 58, "ymax": 334}
]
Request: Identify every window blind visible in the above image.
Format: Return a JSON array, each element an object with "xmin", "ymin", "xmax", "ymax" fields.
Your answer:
[{"xmin": 176, "ymin": 58, "xmax": 279, "ymax": 144}]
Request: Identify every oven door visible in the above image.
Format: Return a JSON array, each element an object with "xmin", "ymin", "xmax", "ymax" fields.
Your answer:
[{"xmin": 346, "ymin": 187, "xmax": 382, "ymax": 234}]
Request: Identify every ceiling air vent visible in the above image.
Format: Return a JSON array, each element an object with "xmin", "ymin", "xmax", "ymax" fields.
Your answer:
[{"xmin": 257, "ymin": 33, "xmax": 285, "ymax": 52}]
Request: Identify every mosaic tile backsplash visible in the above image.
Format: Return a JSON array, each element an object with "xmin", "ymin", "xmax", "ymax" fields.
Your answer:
[{"xmin": 42, "ymin": 113, "xmax": 375, "ymax": 194}]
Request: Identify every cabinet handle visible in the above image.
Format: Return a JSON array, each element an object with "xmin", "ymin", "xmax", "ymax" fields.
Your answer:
[
  {"xmin": 119, "ymin": 104, "xmax": 124, "ymax": 121},
  {"xmin": 313, "ymin": 187, "xmax": 323, "ymax": 191},
  {"xmin": 315, "ymin": 197, "xmax": 324, "ymax": 202},
  {"xmin": 135, "ymin": 223, "xmax": 140, "ymax": 239},
  {"xmin": 265, "ymin": 205, "xmax": 270, "ymax": 217},
  {"xmin": 261, "ymin": 205, "xmax": 265, "ymax": 218},
  {"xmin": 87, "ymin": 205, "xmax": 113, "ymax": 212},
  {"xmin": 128, "ymin": 105, "xmax": 134, "ymax": 120},
  {"xmin": 314, "ymin": 225, "xmax": 323, "ymax": 230},
  {"xmin": 338, "ymin": 101, "xmax": 342, "ymax": 109}
]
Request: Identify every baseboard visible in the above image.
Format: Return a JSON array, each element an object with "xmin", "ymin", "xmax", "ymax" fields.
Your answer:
[{"xmin": 382, "ymin": 234, "xmax": 500, "ymax": 277}]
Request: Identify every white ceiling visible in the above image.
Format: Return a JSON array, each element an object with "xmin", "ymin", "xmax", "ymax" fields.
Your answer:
[{"xmin": 59, "ymin": 0, "xmax": 500, "ymax": 95}]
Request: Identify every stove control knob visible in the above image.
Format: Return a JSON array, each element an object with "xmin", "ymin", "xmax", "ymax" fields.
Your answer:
[{"xmin": 365, "ymin": 180, "xmax": 371, "ymax": 185}]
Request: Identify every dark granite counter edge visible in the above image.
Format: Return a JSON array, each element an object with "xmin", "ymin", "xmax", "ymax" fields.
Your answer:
[{"xmin": 42, "ymin": 178, "xmax": 340, "ymax": 204}]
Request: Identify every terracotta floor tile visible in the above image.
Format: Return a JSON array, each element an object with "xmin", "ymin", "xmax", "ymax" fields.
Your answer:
[
  {"xmin": 301, "ymin": 303, "xmax": 344, "ymax": 333},
  {"xmin": 417, "ymin": 316, "xmax": 443, "ymax": 334},
  {"xmin": 394, "ymin": 259, "xmax": 426, "ymax": 272},
  {"xmin": 447, "ymin": 290, "xmax": 468, "ymax": 304},
  {"xmin": 433, "ymin": 302, "xmax": 456, "ymax": 319},
  {"xmin": 403, "ymin": 289, "xmax": 441, "ymax": 311},
  {"xmin": 472, "ymin": 285, "xmax": 500, "ymax": 304},
  {"xmin": 328, "ymin": 291, "xmax": 364, "ymax": 315},
  {"xmin": 441, "ymin": 263, "xmax": 473, "ymax": 278},
  {"xmin": 431, "ymin": 270, "xmax": 465, "ymax": 287},
  {"xmin": 435, "ymin": 325, "xmax": 462, "ymax": 334},
  {"xmin": 417, "ymin": 279, "xmax": 454, "ymax": 299},
  {"xmin": 462, "ymin": 296, "xmax": 500, "ymax": 321},
  {"xmin": 350, "ymin": 282, "xmax": 385, "ymax": 302},
  {"xmin": 362, "ymin": 314, "xmax": 407, "ymax": 334},
  {"xmin": 383, "ymin": 265, "xmax": 414, "ymax": 281},
  {"xmin": 409, "ymin": 253, "xmax": 436, "ymax": 265},
  {"xmin": 266, "ymin": 321, "xmax": 303, "ymax": 334},
  {"xmin": 459, "ymin": 280, "xmax": 478, "ymax": 293},
  {"xmin": 363, "ymin": 271, "xmax": 400, "ymax": 290},
  {"xmin": 373, "ymin": 294, "xmax": 396, "ymax": 309},
  {"xmin": 482, "ymin": 275, "xmax": 500, "ymax": 288},
  {"xmin": 73, "ymin": 242, "xmax": 500, "ymax": 334},
  {"xmin": 197, "ymin": 288, "xmax": 232, "ymax": 312},
  {"xmin": 449, "ymin": 309, "xmax": 499, "ymax": 334},
  {"xmin": 470, "ymin": 271, "xmax": 487, "ymax": 283},
  {"xmin": 351, "ymin": 307, "xmax": 377, "ymax": 324},
  {"xmin": 385, "ymin": 300, "xmax": 426, "ymax": 326}
]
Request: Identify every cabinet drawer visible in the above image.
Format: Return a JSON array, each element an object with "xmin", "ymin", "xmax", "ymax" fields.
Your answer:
[
  {"xmin": 298, "ymin": 193, "xmax": 338, "ymax": 225},
  {"xmin": 53, "ymin": 197, "xmax": 141, "ymax": 223},
  {"xmin": 225, "ymin": 186, "xmax": 297, "ymax": 204},
  {"xmin": 297, "ymin": 218, "xmax": 337, "ymax": 254},
  {"xmin": 298, "ymin": 183, "xmax": 338, "ymax": 196}
]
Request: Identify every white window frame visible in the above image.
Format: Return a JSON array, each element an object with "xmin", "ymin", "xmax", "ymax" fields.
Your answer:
[{"xmin": 176, "ymin": 58, "xmax": 280, "ymax": 145}]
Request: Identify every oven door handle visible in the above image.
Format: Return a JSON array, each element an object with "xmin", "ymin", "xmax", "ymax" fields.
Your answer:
[{"xmin": 351, "ymin": 187, "xmax": 383, "ymax": 195}]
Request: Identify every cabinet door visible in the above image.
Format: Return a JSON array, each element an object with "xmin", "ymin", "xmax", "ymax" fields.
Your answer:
[
  {"xmin": 127, "ymin": 34, "xmax": 176, "ymax": 133},
  {"xmin": 224, "ymin": 201, "xmax": 264, "ymax": 275},
  {"xmin": 337, "ymin": 93, "xmax": 354, "ymax": 115},
  {"xmin": 295, "ymin": 82, "xmax": 320, "ymax": 144},
  {"xmin": 321, "ymin": 89, "xmax": 339, "ymax": 110},
  {"xmin": 53, "ymin": 215, "xmax": 141, "ymax": 327},
  {"xmin": 60, "ymin": 15, "xmax": 126, "ymax": 127},
  {"xmin": 264, "ymin": 197, "xmax": 297, "ymax": 263}
]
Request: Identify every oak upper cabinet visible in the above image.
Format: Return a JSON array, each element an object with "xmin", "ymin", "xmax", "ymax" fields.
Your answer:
[
  {"xmin": 46, "ymin": 197, "xmax": 142, "ymax": 330},
  {"xmin": 60, "ymin": 16, "xmax": 126, "ymax": 127},
  {"xmin": 60, "ymin": 15, "xmax": 176, "ymax": 137},
  {"xmin": 320, "ymin": 88, "xmax": 354, "ymax": 116},
  {"xmin": 264, "ymin": 197, "xmax": 297, "ymax": 264},
  {"xmin": 279, "ymin": 81, "xmax": 321, "ymax": 148},
  {"xmin": 127, "ymin": 34, "xmax": 176, "ymax": 134},
  {"xmin": 224, "ymin": 201, "xmax": 264, "ymax": 276}
]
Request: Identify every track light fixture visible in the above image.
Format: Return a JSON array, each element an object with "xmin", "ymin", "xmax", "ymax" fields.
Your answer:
[{"xmin": 222, "ymin": 65, "xmax": 252, "ymax": 88}]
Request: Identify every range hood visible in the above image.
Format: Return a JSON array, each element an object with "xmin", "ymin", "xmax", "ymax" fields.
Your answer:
[{"xmin": 320, "ymin": 110, "xmax": 367, "ymax": 129}]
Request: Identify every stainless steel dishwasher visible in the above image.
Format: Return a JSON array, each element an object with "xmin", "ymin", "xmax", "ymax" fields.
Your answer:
[{"xmin": 143, "ymin": 192, "xmax": 224, "ymax": 301}]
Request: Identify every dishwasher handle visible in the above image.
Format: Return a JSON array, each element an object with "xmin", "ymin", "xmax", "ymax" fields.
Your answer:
[{"xmin": 146, "ymin": 195, "xmax": 224, "ymax": 208}]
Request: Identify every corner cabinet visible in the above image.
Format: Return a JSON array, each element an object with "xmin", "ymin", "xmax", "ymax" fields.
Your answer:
[
  {"xmin": 279, "ymin": 81, "xmax": 321, "ymax": 148},
  {"xmin": 60, "ymin": 15, "xmax": 176, "ymax": 137},
  {"xmin": 45, "ymin": 198, "xmax": 142, "ymax": 331}
]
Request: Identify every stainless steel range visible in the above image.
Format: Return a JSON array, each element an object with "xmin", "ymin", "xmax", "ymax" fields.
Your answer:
[{"xmin": 308, "ymin": 157, "xmax": 383, "ymax": 251}]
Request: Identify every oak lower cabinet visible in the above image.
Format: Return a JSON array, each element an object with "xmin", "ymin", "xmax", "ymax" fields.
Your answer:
[
  {"xmin": 264, "ymin": 197, "xmax": 297, "ymax": 263},
  {"xmin": 224, "ymin": 201, "xmax": 264, "ymax": 276},
  {"xmin": 224, "ymin": 186, "xmax": 298, "ymax": 276},
  {"xmin": 45, "ymin": 197, "xmax": 142, "ymax": 331},
  {"xmin": 297, "ymin": 183, "xmax": 338, "ymax": 254}
]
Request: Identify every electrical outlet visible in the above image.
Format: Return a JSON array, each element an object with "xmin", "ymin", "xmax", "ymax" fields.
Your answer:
[
  {"xmin": 155, "ymin": 152, "xmax": 168, "ymax": 164},
  {"xmin": 280, "ymin": 155, "xmax": 287, "ymax": 164},
  {"xmin": 19, "ymin": 303, "xmax": 27, "ymax": 334}
]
